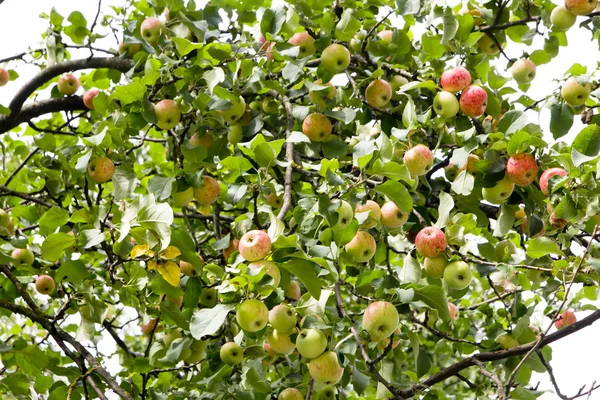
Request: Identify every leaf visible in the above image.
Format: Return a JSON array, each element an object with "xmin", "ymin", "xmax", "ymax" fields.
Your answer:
[
  {"xmin": 268, "ymin": 212, "xmax": 285, "ymax": 243},
  {"xmin": 148, "ymin": 176, "xmax": 174, "ymax": 201},
  {"xmin": 416, "ymin": 351, "xmax": 432, "ymax": 378},
  {"xmin": 572, "ymin": 124, "xmax": 600, "ymax": 156},
  {"xmin": 441, "ymin": 8, "xmax": 458, "ymax": 46},
  {"xmin": 131, "ymin": 244, "xmax": 152, "ymax": 258},
  {"xmin": 161, "ymin": 246, "xmax": 181, "ymax": 259},
  {"xmin": 260, "ymin": 7, "xmax": 286, "ymax": 36},
  {"xmin": 498, "ymin": 110, "xmax": 527, "ymax": 135},
  {"xmin": 396, "ymin": 0, "xmax": 420, "ymax": 15},
  {"xmin": 160, "ymin": 301, "xmax": 189, "ymax": 330},
  {"xmin": 172, "ymin": 37, "xmax": 204, "ymax": 56},
  {"xmin": 526, "ymin": 237, "xmax": 564, "ymax": 259},
  {"xmin": 280, "ymin": 258, "xmax": 322, "ymax": 300},
  {"xmin": 549, "ymin": 103, "xmax": 574, "ymax": 139},
  {"xmin": 352, "ymin": 365, "xmax": 370, "ymax": 395},
  {"xmin": 112, "ymin": 80, "xmax": 145, "ymax": 105},
  {"xmin": 451, "ymin": 170, "xmax": 474, "ymax": 196},
  {"xmin": 204, "ymin": 67, "xmax": 224, "ymax": 94},
  {"xmin": 38, "ymin": 207, "xmax": 69, "ymax": 236},
  {"xmin": 335, "ymin": 9, "xmax": 361, "ymax": 41},
  {"xmin": 41, "ymin": 233, "xmax": 76, "ymax": 261},
  {"xmin": 80, "ymin": 228, "xmax": 105, "ymax": 249},
  {"xmin": 435, "ymin": 191, "xmax": 454, "ymax": 229},
  {"xmin": 373, "ymin": 181, "xmax": 413, "ymax": 213},
  {"xmin": 190, "ymin": 304, "xmax": 234, "ymax": 339},
  {"xmin": 113, "ymin": 165, "xmax": 138, "ymax": 201},
  {"xmin": 157, "ymin": 261, "xmax": 181, "ymax": 287},
  {"xmin": 55, "ymin": 260, "xmax": 89, "ymax": 283},
  {"xmin": 401, "ymin": 254, "xmax": 421, "ymax": 283},
  {"xmin": 411, "ymin": 285, "xmax": 451, "ymax": 322}
]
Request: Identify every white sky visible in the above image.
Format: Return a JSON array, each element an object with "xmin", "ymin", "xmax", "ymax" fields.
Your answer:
[{"xmin": 0, "ymin": 0, "xmax": 599, "ymax": 398}]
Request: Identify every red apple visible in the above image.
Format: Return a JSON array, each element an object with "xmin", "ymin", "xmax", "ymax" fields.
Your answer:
[
  {"xmin": 555, "ymin": 310, "xmax": 577, "ymax": 329},
  {"xmin": 239, "ymin": 230, "xmax": 272, "ymax": 261},
  {"xmin": 83, "ymin": 88, "xmax": 100, "ymax": 110},
  {"xmin": 0, "ymin": 68, "xmax": 9, "ymax": 86},
  {"xmin": 288, "ymin": 32, "xmax": 316, "ymax": 58},
  {"xmin": 506, "ymin": 153, "xmax": 538, "ymax": 186},
  {"xmin": 539, "ymin": 167, "xmax": 567, "ymax": 195},
  {"xmin": 302, "ymin": 113, "xmax": 332, "ymax": 142},
  {"xmin": 440, "ymin": 67, "xmax": 471, "ymax": 93},
  {"xmin": 415, "ymin": 227, "xmax": 447, "ymax": 258},
  {"xmin": 459, "ymin": 85, "xmax": 487, "ymax": 117},
  {"xmin": 448, "ymin": 303, "xmax": 459, "ymax": 320}
]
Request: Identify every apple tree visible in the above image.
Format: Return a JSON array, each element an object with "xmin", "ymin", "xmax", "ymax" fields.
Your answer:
[{"xmin": 1, "ymin": 0, "xmax": 600, "ymax": 398}]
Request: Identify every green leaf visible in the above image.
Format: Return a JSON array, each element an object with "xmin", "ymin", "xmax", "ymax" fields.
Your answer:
[
  {"xmin": 172, "ymin": 37, "xmax": 204, "ymax": 56},
  {"xmin": 80, "ymin": 228, "xmax": 105, "ymax": 249},
  {"xmin": 55, "ymin": 260, "xmax": 89, "ymax": 283},
  {"xmin": 441, "ymin": 8, "xmax": 458, "ymax": 46},
  {"xmin": 38, "ymin": 207, "xmax": 69, "ymax": 236},
  {"xmin": 373, "ymin": 181, "xmax": 413, "ymax": 213},
  {"xmin": 526, "ymin": 237, "xmax": 564, "ymax": 259},
  {"xmin": 352, "ymin": 365, "xmax": 370, "ymax": 395},
  {"xmin": 549, "ymin": 103, "xmax": 574, "ymax": 139},
  {"xmin": 411, "ymin": 285, "xmax": 451, "ymax": 322},
  {"xmin": 435, "ymin": 191, "xmax": 454, "ymax": 229},
  {"xmin": 451, "ymin": 170, "xmax": 474, "ymax": 196},
  {"xmin": 204, "ymin": 67, "xmax": 225, "ymax": 94},
  {"xmin": 148, "ymin": 176, "xmax": 174, "ymax": 202},
  {"xmin": 113, "ymin": 164, "xmax": 138, "ymax": 201},
  {"xmin": 160, "ymin": 301, "xmax": 190, "ymax": 330},
  {"xmin": 190, "ymin": 304, "xmax": 234, "ymax": 339},
  {"xmin": 41, "ymin": 233, "xmax": 76, "ymax": 261},
  {"xmin": 280, "ymin": 258, "xmax": 322, "ymax": 300},
  {"xmin": 498, "ymin": 110, "xmax": 527, "ymax": 135},
  {"xmin": 416, "ymin": 351, "xmax": 432, "ymax": 378},
  {"xmin": 396, "ymin": 0, "xmax": 420, "ymax": 14},
  {"xmin": 112, "ymin": 80, "xmax": 146, "ymax": 105},
  {"xmin": 572, "ymin": 124, "xmax": 600, "ymax": 157},
  {"xmin": 261, "ymin": 7, "xmax": 286, "ymax": 36},
  {"xmin": 335, "ymin": 9, "xmax": 361, "ymax": 41}
]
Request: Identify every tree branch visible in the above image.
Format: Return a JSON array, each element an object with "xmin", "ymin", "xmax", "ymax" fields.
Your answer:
[
  {"xmin": 102, "ymin": 320, "xmax": 144, "ymax": 358},
  {"xmin": 479, "ymin": 17, "xmax": 541, "ymax": 33}
]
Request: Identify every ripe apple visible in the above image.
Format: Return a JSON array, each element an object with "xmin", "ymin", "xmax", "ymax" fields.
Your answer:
[
  {"xmin": 220, "ymin": 342, "xmax": 243, "ymax": 365},
  {"xmin": 309, "ymin": 80, "xmax": 336, "ymax": 108},
  {"xmin": 496, "ymin": 333, "xmax": 520, "ymax": 349},
  {"xmin": 511, "ymin": 59, "xmax": 537, "ymax": 84},
  {"xmin": 377, "ymin": 30, "xmax": 393, "ymax": 44},
  {"xmin": 239, "ymin": 230, "xmax": 271, "ymax": 261},
  {"xmin": 265, "ymin": 191, "xmax": 283, "ymax": 209},
  {"xmin": 0, "ymin": 68, "xmax": 9, "ymax": 86},
  {"xmin": 389, "ymin": 75, "xmax": 409, "ymax": 101},
  {"xmin": 267, "ymin": 329, "xmax": 296, "ymax": 354},
  {"xmin": 87, "ymin": 157, "xmax": 115, "ymax": 183},
  {"xmin": 551, "ymin": 6, "xmax": 577, "ymax": 30},
  {"xmin": 296, "ymin": 328, "xmax": 328, "ymax": 359},
  {"xmin": 561, "ymin": 77, "xmax": 591, "ymax": 106},
  {"xmin": 440, "ymin": 67, "xmax": 471, "ymax": 93},
  {"xmin": 288, "ymin": 32, "xmax": 316, "ymax": 58},
  {"xmin": 458, "ymin": 154, "xmax": 481, "ymax": 174},
  {"xmin": 35, "ymin": 275, "xmax": 55, "ymax": 295},
  {"xmin": 506, "ymin": 153, "xmax": 538, "ymax": 186},
  {"xmin": 236, "ymin": 299, "xmax": 269, "ymax": 332},
  {"xmin": 423, "ymin": 255, "xmax": 448, "ymax": 279},
  {"xmin": 539, "ymin": 168, "xmax": 567, "ymax": 196},
  {"xmin": 279, "ymin": 388, "xmax": 304, "ymax": 400},
  {"xmin": 477, "ymin": 34, "xmax": 500, "ymax": 55},
  {"xmin": 140, "ymin": 17, "xmax": 163, "ymax": 44},
  {"xmin": 11, "ymin": 248, "xmax": 34, "ymax": 266},
  {"xmin": 223, "ymin": 238, "xmax": 240, "ymax": 260},
  {"xmin": 331, "ymin": 200, "xmax": 354, "ymax": 229},
  {"xmin": 459, "ymin": 85, "xmax": 488, "ymax": 117},
  {"xmin": 362, "ymin": 301, "xmax": 399, "ymax": 342},
  {"xmin": 482, "ymin": 176, "xmax": 515, "ymax": 204},
  {"xmin": 269, "ymin": 304, "xmax": 297, "ymax": 333},
  {"xmin": 380, "ymin": 201, "xmax": 409, "ymax": 228},
  {"xmin": 565, "ymin": 0, "xmax": 598, "ymax": 15},
  {"xmin": 344, "ymin": 231, "xmax": 376, "ymax": 263},
  {"xmin": 495, "ymin": 240, "xmax": 517, "ymax": 262},
  {"xmin": 172, "ymin": 187, "xmax": 194, "ymax": 208},
  {"xmin": 302, "ymin": 113, "xmax": 332, "ymax": 142},
  {"xmin": 286, "ymin": 280, "xmax": 301, "ymax": 300},
  {"xmin": 448, "ymin": 303, "xmax": 459, "ymax": 320},
  {"xmin": 308, "ymin": 351, "xmax": 344, "ymax": 385},
  {"xmin": 443, "ymin": 261, "xmax": 473, "ymax": 290},
  {"xmin": 404, "ymin": 144, "xmax": 433, "ymax": 177},
  {"xmin": 154, "ymin": 99, "xmax": 181, "ymax": 130},
  {"xmin": 193, "ymin": 176, "xmax": 220, "ymax": 205},
  {"xmin": 82, "ymin": 88, "xmax": 100, "ymax": 110},
  {"xmin": 433, "ymin": 91, "xmax": 460, "ymax": 118},
  {"xmin": 199, "ymin": 287, "xmax": 217, "ymax": 307},
  {"xmin": 415, "ymin": 227, "xmax": 447, "ymax": 258},
  {"xmin": 555, "ymin": 310, "xmax": 577, "ymax": 329},
  {"xmin": 365, "ymin": 79, "xmax": 392, "ymax": 108},
  {"xmin": 355, "ymin": 200, "xmax": 381, "ymax": 228},
  {"xmin": 321, "ymin": 44, "xmax": 351, "ymax": 74},
  {"xmin": 57, "ymin": 74, "xmax": 80, "ymax": 95},
  {"xmin": 219, "ymin": 96, "xmax": 246, "ymax": 124},
  {"xmin": 118, "ymin": 42, "xmax": 141, "ymax": 55},
  {"xmin": 248, "ymin": 260, "xmax": 281, "ymax": 287}
]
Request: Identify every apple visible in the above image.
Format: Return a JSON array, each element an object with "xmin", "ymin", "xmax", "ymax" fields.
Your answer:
[
  {"xmin": 228, "ymin": 124, "xmax": 243, "ymax": 145},
  {"xmin": 11, "ymin": 248, "xmax": 34, "ymax": 266},
  {"xmin": 365, "ymin": 79, "xmax": 392, "ymax": 108},
  {"xmin": 248, "ymin": 260, "xmax": 281, "ymax": 287},
  {"xmin": 267, "ymin": 329, "xmax": 296, "ymax": 354},
  {"xmin": 314, "ymin": 387, "xmax": 336, "ymax": 400},
  {"xmin": 495, "ymin": 240, "xmax": 517, "ymax": 262},
  {"xmin": 142, "ymin": 318, "xmax": 159, "ymax": 336},
  {"xmin": 308, "ymin": 351, "xmax": 344, "ymax": 385},
  {"xmin": 87, "ymin": 157, "xmax": 115, "ymax": 183},
  {"xmin": 163, "ymin": 330, "xmax": 181, "ymax": 348},
  {"xmin": 380, "ymin": 201, "xmax": 409, "ymax": 228},
  {"xmin": 389, "ymin": 75, "xmax": 409, "ymax": 101},
  {"xmin": 522, "ymin": 216, "xmax": 545, "ymax": 238},
  {"xmin": 286, "ymin": 280, "xmax": 302, "ymax": 300},
  {"xmin": 279, "ymin": 388, "xmax": 304, "ymax": 400},
  {"xmin": 404, "ymin": 144, "xmax": 433, "ymax": 177},
  {"xmin": 239, "ymin": 230, "xmax": 271, "ymax": 261},
  {"xmin": 193, "ymin": 176, "xmax": 221, "ymax": 205},
  {"xmin": 549, "ymin": 212, "xmax": 568, "ymax": 229},
  {"xmin": 551, "ymin": 6, "xmax": 577, "ymax": 30},
  {"xmin": 35, "ymin": 275, "xmax": 55, "ymax": 295},
  {"xmin": 172, "ymin": 187, "xmax": 194, "ymax": 208},
  {"xmin": 185, "ymin": 339, "xmax": 208, "ymax": 363},
  {"xmin": 448, "ymin": 303, "xmax": 459, "ymax": 320},
  {"xmin": 165, "ymin": 295, "xmax": 183, "ymax": 308},
  {"xmin": 0, "ymin": 209, "xmax": 10, "ymax": 228},
  {"xmin": 377, "ymin": 30, "xmax": 393, "ymax": 44},
  {"xmin": 458, "ymin": 154, "xmax": 481, "ymax": 174},
  {"xmin": 555, "ymin": 310, "xmax": 577, "ymax": 329},
  {"xmin": 515, "ymin": 207, "xmax": 526, "ymax": 220},
  {"xmin": 355, "ymin": 200, "xmax": 381, "ymax": 228},
  {"xmin": 288, "ymin": 32, "xmax": 316, "ymax": 58},
  {"xmin": 423, "ymin": 256, "xmax": 447, "ymax": 279},
  {"xmin": 482, "ymin": 177, "xmax": 515, "ymax": 204},
  {"xmin": 497, "ymin": 333, "xmax": 520, "ymax": 349},
  {"xmin": 433, "ymin": 91, "xmax": 460, "ymax": 118},
  {"xmin": 565, "ymin": 0, "xmax": 598, "ymax": 15},
  {"xmin": 309, "ymin": 80, "xmax": 336, "ymax": 108},
  {"xmin": 82, "ymin": 88, "xmax": 100, "ymax": 110},
  {"xmin": 561, "ymin": 77, "xmax": 591, "ymax": 106},
  {"xmin": 190, "ymin": 132, "xmax": 214, "ymax": 147},
  {"xmin": 526, "ymin": 269, "xmax": 548, "ymax": 283},
  {"xmin": 321, "ymin": 44, "xmax": 351, "ymax": 74},
  {"xmin": 199, "ymin": 288, "xmax": 217, "ymax": 307},
  {"xmin": 344, "ymin": 231, "xmax": 376, "ymax": 263},
  {"xmin": 0, "ymin": 68, "xmax": 9, "ymax": 86},
  {"xmin": 219, "ymin": 96, "xmax": 246, "ymax": 124},
  {"xmin": 265, "ymin": 191, "xmax": 283, "ymax": 209},
  {"xmin": 140, "ymin": 17, "xmax": 163, "ymax": 44},
  {"xmin": 154, "ymin": 99, "xmax": 181, "ymax": 130},
  {"xmin": 440, "ymin": 67, "xmax": 471, "ymax": 93},
  {"xmin": 262, "ymin": 97, "xmax": 279, "ymax": 114},
  {"xmin": 477, "ymin": 34, "xmax": 500, "ymax": 55},
  {"xmin": 302, "ymin": 113, "xmax": 332, "ymax": 142},
  {"xmin": 511, "ymin": 59, "xmax": 537, "ymax": 84},
  {"xmin": 236, "ymin": 299, "xmax": 269, "ymax": 332},
  {"xmin": 459, "ymin": 85, "xmax": 488, "ymax": 117},
  {"xmin": 362, "ymin": 301, "xmax": 399, "ymax": 342},
  {"xmin": 415, "ymin": 227, "xmax": 447, "ymax": 258},
  {"xmin": 220, "ymin": 342, "xmax": 244, "ymax": 365},
  {"xmin": 539, "ymin": 168, "xmax": 567, "ymax": 195},
  {"xmin": 57, "ymin": 74, "xmax": 80, "ymax": 95},
  {"xmin": 296, "ymin": 328, "xmax": 328, "ymax": 359},
  {"xmin": 223, "ymin": 238, "xmax": 240, "ymax": 260},
  {"xmin": 269, "ymin": 305, "xmax": 297, "ymax": 333},
  {"xmin": 506, "ymin": 153, "xmax": 538, "ymax": 186},
  {"xmin": 331, "ymin": 200, "xmax": 353, "ymax": 229},
  {"xmin": 118, "ymin": 42, "xmax": 141, "ymax": 55},
  {"xmin": 445, "ymin": 164, "xmax": 458, "ymax": 181},
  {"xmin": 443, "ymin": 261, "xmax": 473, "ymax": 290},
  {"xmin": 180, "ymin": 258, "xmax": 203, "ymax": 276}
]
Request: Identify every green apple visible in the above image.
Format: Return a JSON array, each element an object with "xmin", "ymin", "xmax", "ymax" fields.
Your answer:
[
  {"xmin": 511, "ymin": 59, "xmax": 537, "ymax": 84},
  {"xmin": 496, "ymin": 333, "xmax": 519, "ymax": 349},
  {"xmin": 495, "ymin": 240, "xmax": 517, "ymax": 262},
  {"xmin": 443, "ymin": 261, "xmax": 472, "ymax": 290},
  {"xmin": 561, "ymin": 77, "xmax": 591, "ymax": 106},
  {"xmin": 118, "ymin": 42, "xmax": 141, "ymax": 55},
  {"xmin": 477, "ymin": 33, "xmax": 500, "ymax": 55},
  {"xmin": 220, "ymin": 342, "xmax": 243, "ymax": 365},
  {"xmin": 321, "ymin": 44, "xmax": 351, "ymax": 74},
  {"xmin": 199, "ymin": 288, "xmax": 217, "ymax": 307},
  {"xmin": 228, "ymin": 124, "xmax": 243, "ymax": 145},
  {"xmin": 296, "ymin": 328, "xmax": 328, "ymax": 359},
  {"xmin": 279, "ymin": 388, "xmax": 304, "ymax": 400},
  {"xmin": 57, "ymin": 74, "xmax": 80, "ymax": 95},
  {"xmin": 11, "ymin": 248, "xmax": 34, "ymax": 266},
  {"xmin": 423, "ymin": 256, "xmax": 448, "ymax": 279},
  {"xmin": 526, "ymin": 269, "xmax": 548, "ymax": 283},
  {"xmin": 313, "ymin": 386, "xmax": 336, "ymax": 400},
  {"xmin": 268, "ymin": 304, "xmax": 297, "ymax": 333},
  {"xmin": 308, "ymin": 351, "xmax": 344, "ymax": 385},
  {"xmin": 140, "ymin": 17, "xmax": 163, "ymax": 44},
  {"xmin": 35, "ymin": 275, "xmax": 55, "ymax": 295},
  {"xmin": 154, "ymin": 99, "xmax": 181, "ymax": 130},
  {"xmin": 331, "ymin": 200, "xmax": 354, "ymax": 229},
  {"xmin": 389, "ymin": 75, "xmax": 409, "ymax": 101},
  {"xmin": 288, "ymin": 32, "xmax": 316, "ymax": 58},
  {"xmin": 267, "ymin": 329, "xmax": 296, "ymax": 354},
  {"xmin": 365, "ymin": 79, "xmax": 392, "ymax": 108},
  {"xmin": 362, "ymin": 301, "xmax": 399, "ymax": 342},
  {"xmin": 262, "ymin": 97, "xmax": 279, "ymax": 114},
  {"xmin": 184, "ymin": 339, "xmax": 207, "ymax": 363},
  {"xmin": 551, "ymin": 6, "xmax": 577, "ymax": 30},
  {"xmin": 355, "ymin": 200, "xmax": 381, "ymax": 229},
  {"xmin": 163, "ymin": 330, "xmax": 181, "ymax": 348},
  {"xmin": 219, "ymin": 96, "xmax": 246, "ymax": 123},
  {"xmin": 309, "ymin": 80, "xmax": 336, "ymax": 108},
  {"xmin": 344, "ymin": 231, "xmax": 376, "ymax": 263},
  {"xmin": 433, "ymin": 91, "xmax": 460, "ymax": 118},
  {"xmin": 236, "ymin": 299, "xmax": 269, "ymax": 332},
  {"xmin": 482, "ymin": 177, "xmax": 515, "ymax": 205}
]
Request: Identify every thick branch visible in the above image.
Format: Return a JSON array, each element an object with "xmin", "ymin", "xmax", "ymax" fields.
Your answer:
[{"xmin": 0, "ymin": 96, "xmax": 86, "ymax": 133}]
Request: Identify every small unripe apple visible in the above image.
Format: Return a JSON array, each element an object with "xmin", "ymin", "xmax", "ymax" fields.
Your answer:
[
  {"xmin": 459, "ymin": 85, "xmax": 488, "ymax": 117},
  {"xmin": 265, "ymin": 191, "xmax": 283, "ymax": 209},
  {"xmin": 267, "ymin": 329, "xmax": 296, "ymax": 354},
  {"xmin": 555, "ymin": 310, "xmax": 577, "ymax": 329},
  {"xmin": 162, "ymin": 330, "xmax": 181, "ymax": 348},
  {"xmin": 35, "ymin": 275, "xmax": 55, "ymax": 295},
  {"xmin": 288, "ymin": 32, "xmax": 316, "ymax": 58},
  {"xmin": 433, "ymin": 91, "xmax": 460, "ymax": 118},
  {"xmin": 87, "ymin": 157, "xmax": 115, "ymax": 183},
  {"xmin": 380, "ymin": 201, "xmax": 409, "ymax": 228},
  {"xmin": 482, "ymin": 177, "xmax": 514, "ymax": 204},
  {"xmin": 551, "ymin": 6, "xmax": 577, "ymax": 30},
  {"xmin": 565, "ymin": 0, "xmax": 598, "ymax": 15},
  {"xmin": 220, "ymin": 342, "xmax": 244, "ymax": 365},
  {"xmin": 365, "ymin": 79, "xmax": 392, "ymax": 108},
  {"xmin": 345, "ymin": 231, "xmax": 376, "ymax": 263},
  {"xmin": 308, "ymin": 351, "xmax": 344, "ymax": 385},
  {"xmin": 309, "ymin": 80, "xmax": 336, "ymax": 108},
  {"xmin": 236, "ymin": 299, "xmax": 269, "ymax": 332},
  {"xmin": 448, "ymin": 303, "xmax": 459, "ymax": 320},
  {"xmin": 11, "ymin": 248, "xmax": 35, "ymax": 266},
  {"xmin": 248, "ymin": 260, "xmax": 281, "ymax": 288},
  {"xmin": 227, "ymin": 123, "xmax": 243, "ymax": 145},
  {"xmin": 279, "ymin": 388, "xmax": 304, "ymax": 400},
  {"xmin": 423, "ymin": 255, "xmax": 447, "ymax": 278},
  {"xmin": 443, "ymin": 261, "xmax": 472, "ymax": 290},
  {"xmin": 331, "ymin": 200, "xmax": 354, "ymax": 229},
  {"xmin": 285, "ymin": 280, "xmax": 302, "ymax": 300},
  {"xmin": 389, "ymin": 75, "xmax": 409, "ymax": 101},
  {"xmin": 321, "ymin": 44, "xmax": 351, "ymax": 74},
  {"xmin": 522, "ymin": 216, "xmax": 545, "ymax": 238},
  {"xmin": 83, "ymin": 88, "xmax": 100, "ymax": 110},
  {"xmin": 165, "ymin": 295, "xmax": 183, "ymax": 308},
  {"xmin": 0, "ymin": 68, "xmax": 9, "ymax": 86},
  {"xmin": 269, "ymin": 304, "xmax": 297, "ymax": 333},
  {"xmin": 496, "ymin": 333, "xmax": 520, "ymax": 349},
  {"xmin": 362, "ymin": 301, "xmax": 399, "ymax": 342},
  {"xmin": 377, "ymin": 30, "xmax": 393, "ymax": 44},
  {"xmin": 190, "ymin": 132, "xmax": 214, "ymax": 147},
  {"xmin": 440, "ymin": 67, "xmax": 471, "ymax": 93},
  {"xmin": 154, "ymin": 99, "xmax": 181, "ymax": 130},
  {"xmin": 118, "ymin": 42, "xmax": 141, "ymax": 55},
  {"xmin": 296, "ymin": 328, "xmax": 328, "ymax": 359},
  {"xmin": 219, "ymin": 96, "xmax": 246, "ymax": 124},
  {"xmin": 57, "ymin": 74, "xmax": 80, "ymax": 95},
  {"xmin": 539, "ymin": 168, "xmax": 567, "ymax": 196},
  {"xmin": 511, "ymin": 59, "xmax": 537, "ymax": 84},
  {"xmin": 355, "ymin": 200, "xmax": 381, "ymax": 228},
  {"xmin": 172, "ymin": 187, "xmax": 194, "ymax": 208},
  {"xmin": 314, "ymin": 387, "xmax": 336, "ymax": 400},
  {"xmin": 403, "ymin": 144, "xmax": 433, "ymax": 177},
  {"xmin": 445, "ymin": 163, "xmax": 458, "ymax": 181},
  {"xmin": 185, "ymin": 339, "xmax": 207, "ymax": 363},
  {"xmin": 262, "ymin": 97, "xmax": 279, "ymax": 114},
  {"xmin": 193, "ymin": 176, "xmax": 220, "ymax": 205},
  {"xmin": 179, "ymin": 258, "xmax": 203, "ymax": 276},
  {"xmin": 302, "ymin": 113, "xmax": 332, "ymax": 142},
  {"xmin": 506, "ymin": 153, "xmax": 538, "ymax": 186},
  {"xmin": 415, "ymin": 227, "xmax": 447, "ymax": 258},
  {"xmin": 199, "ymin": 287, "xmax": 217, "ymax": 307},
  {"xmin": 140, "ymin": 17, "xmax": 163, "ymax": 44},
  {"xmin": 561, "ymin": 77, "xmax": 591, "ymax": 106},
  {"xmin": 477, "ymin": 34, "xmax": 500, "ymax": 55},
  {"xmin": 223, "ymin": 238, "xmax": 240, "ymax": 260},
  {"xmin": 526, "ymin": 269, "xmax": 548, "ymax": 283},
  {"xmin": 239, "ymin": 230, "xmax": 271, "ymax": 262},
  {"xmin": 495, "ymin": 240, "xmax": 517, "ymax": 262}
]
